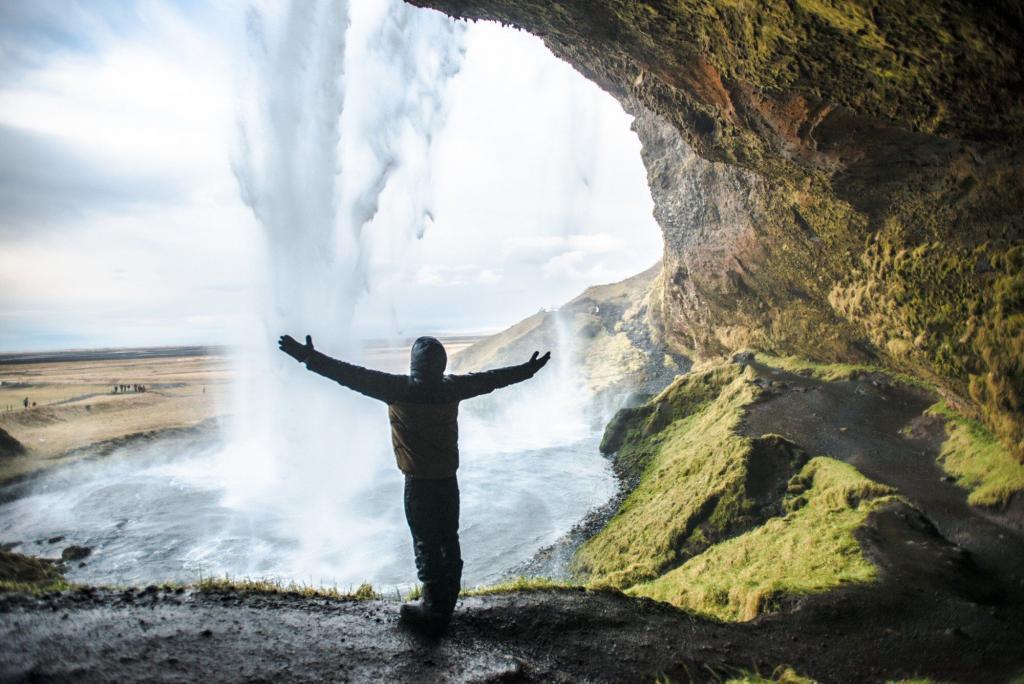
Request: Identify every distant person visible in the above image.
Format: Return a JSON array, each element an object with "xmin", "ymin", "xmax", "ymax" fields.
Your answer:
[
  {"xmin": 23, "ymin": 397, "xmax": 28, "ymax": 409},
  {"xmin": 278, "ymin": 333, "xmax": 550, "ymax": 636}
]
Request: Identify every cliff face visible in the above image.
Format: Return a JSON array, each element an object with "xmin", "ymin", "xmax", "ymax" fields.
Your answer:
[
  {"xmin": 453, "ymin": 265, "xmax": 690, "ymax": 405},
  {"xmin": 408, "ymin": 0, "xmax": 1024, "ymax": 459}
]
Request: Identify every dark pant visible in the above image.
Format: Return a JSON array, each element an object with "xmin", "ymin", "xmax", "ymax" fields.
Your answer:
[{"xmin": 404, "ymin": 474, "xmax": 463, "ymax": 610}]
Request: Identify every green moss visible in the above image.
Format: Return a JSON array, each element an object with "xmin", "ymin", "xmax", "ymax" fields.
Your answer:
[
  {"xmin": 831, "ymin": 234, "xmax": 1024, "ymax": 461},
  {"xmin": 577, "ymin": 364, "xmax": 768, "ymax": 588},
  {"xmin": 600, "ymin": 363, "xmax": 745, "ymax": 471},
  {"xmin": 629, "ymin": 458, "xmax": 895, "ymax": 621},
  {"xmin": 595, "ymin": 0, "xmax": 1022, "ymax": 148},
  {"xmin": 968, "ymin": 247, "xmax": 1024, "ymax": 460},
  {"xmin": 196, "ymin": 576, "xmax": 379, "ymax": 600},
  {"xmin": 928, "ymin": 402, "xmax": 1024, "ymax": 508}
]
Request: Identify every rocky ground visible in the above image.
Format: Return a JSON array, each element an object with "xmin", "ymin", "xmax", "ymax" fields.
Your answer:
[{"xmin": 1, "ymin": 578, "xmax": 1021, "ymax": 683}]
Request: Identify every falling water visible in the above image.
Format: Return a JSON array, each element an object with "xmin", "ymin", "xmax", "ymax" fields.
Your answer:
[
  {"xmin": 223, "ymin": 0, "xmax": 468, "ymax": 582},
  {"xmin": 0, "ymin": 1, "xmax": 620, "ymax": 590}
]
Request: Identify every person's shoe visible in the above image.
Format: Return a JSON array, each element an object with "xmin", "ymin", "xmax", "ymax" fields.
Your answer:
[
  {"xmin": 399, "ymin": 602, "xmax": 450, "ymax": 636},
  {"xmin": 445, "ymin": 561, "xmax": 463, "ymax": 614},
  {"xmin": 399, "ymin": 583, "xmax": 451, "ymax": 637}
]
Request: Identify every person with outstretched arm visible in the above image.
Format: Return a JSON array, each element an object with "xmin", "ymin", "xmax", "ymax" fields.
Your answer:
[{"xmin": 278, "ymin": 333, "xmax": 550, "ymax": 635}]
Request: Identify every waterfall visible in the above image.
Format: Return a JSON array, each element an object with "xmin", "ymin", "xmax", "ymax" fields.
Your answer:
[{"xmin": 225, "ymin": 0, "xmax": 465, "ymax": 582}]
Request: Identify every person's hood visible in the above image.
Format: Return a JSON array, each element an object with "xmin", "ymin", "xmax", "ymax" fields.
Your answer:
[{"xmin": 410, "ymin": 336, "xmax": 447, "ymax": 383}]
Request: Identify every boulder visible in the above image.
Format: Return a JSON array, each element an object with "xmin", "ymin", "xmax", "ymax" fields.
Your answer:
[
  {"xmin": 0, "ymin": 427, "xmax": 26, "ymax": 458},
  {"xmin": 61, "ymin": 545, "xmax": 92, "ymax": 562}
]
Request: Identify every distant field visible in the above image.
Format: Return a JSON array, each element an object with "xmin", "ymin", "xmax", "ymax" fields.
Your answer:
[
  {"xmin": 0, "ymin": 353, "xmax": 232, "ymax": 484},
  {"xmin": 0, "ymin": 337, "xmax": 483, "ymax": 485}
]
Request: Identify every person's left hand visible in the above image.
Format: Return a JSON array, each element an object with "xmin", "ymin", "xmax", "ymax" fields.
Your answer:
[
  {"xmin": 527, "ymin": 351, "xmax": 551, "ymax": 373},
  {"xmin": 279, "ymin": 334, "xmax": 314, "ymax": 362}
]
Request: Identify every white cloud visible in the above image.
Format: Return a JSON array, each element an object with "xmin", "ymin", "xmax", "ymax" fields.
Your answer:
[
  {"xmin": 502, "ymin": 234, "xmax": 624, "ymax": 261},
  {"xmin": 475, "ymin": 269, "xmax": 502, "ymax": 285},
  {"xmin": 0, "ymin": 2, "xmax": 663, "ymax": 350},
  {"xmin": 414, "ymin": 264, "xmax": 502, "ymax": 288}
]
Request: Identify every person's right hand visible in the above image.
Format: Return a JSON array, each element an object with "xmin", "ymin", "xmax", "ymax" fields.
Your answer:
[
  {"xmin": 527, "ymin": 350, "xmax": 551, "ymax": 374},
  {"xmin": 279, "ymin": 334, "xmax": 314, "ymax": 362}
]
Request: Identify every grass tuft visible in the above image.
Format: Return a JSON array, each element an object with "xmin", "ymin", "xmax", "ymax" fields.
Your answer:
[
  {"xmin": 928, "ymin": 402, "xmax": 1024, "ymax": 508},
  {"xmin": 196, "ymin": 576, "xmax": 380, "ymax": 600},
  {"xmin": 756, "ymin": 352, "xmax": 931, "ymax": 389},
  {"xmin": 0, "ymin": 578, "xmax": 71, "ymax": 594},
  {"xmin": 461, "ymin": 576, "xmax": 575, "ymax": 597}
]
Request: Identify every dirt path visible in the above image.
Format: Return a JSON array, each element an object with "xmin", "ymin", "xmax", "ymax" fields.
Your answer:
[
  {"xmin": 2, "ymin": 582, "xmax": 1022, "ymax": 683},
  {"xmin": 741, "ymin": 363, "xmax": 1024, "ymax": 589}
]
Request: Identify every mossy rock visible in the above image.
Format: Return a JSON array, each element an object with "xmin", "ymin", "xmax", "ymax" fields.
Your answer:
[{"xmin": 0, "ymin": 550, "xmax": 66, "ymax": 593}]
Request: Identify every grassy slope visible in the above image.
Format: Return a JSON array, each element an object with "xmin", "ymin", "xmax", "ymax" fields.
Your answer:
[
  {"xmin": 574, "ymin": 364, "xmax": 760, "ymax": 588},
  {"xmin": 577, "ymin": 358, "xmax": 902, "ymax": 622},
  {"xmin": 452, "ymin": 265, "xmax": 676, "ymax": 398},
  {"xmin": 630, "ymin": 458, "xmax": 895, "ymax": 621}
]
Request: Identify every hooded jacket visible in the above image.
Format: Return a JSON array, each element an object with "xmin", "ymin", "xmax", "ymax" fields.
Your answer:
[{"xmin": 304, "ymin": 336, "xmax": 539, "ymax": 479}]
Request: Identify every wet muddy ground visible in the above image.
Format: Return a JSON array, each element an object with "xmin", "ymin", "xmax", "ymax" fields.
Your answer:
[{"xmin": 1, "ymin": 579, "xmax": 1022, "ymax": 683}]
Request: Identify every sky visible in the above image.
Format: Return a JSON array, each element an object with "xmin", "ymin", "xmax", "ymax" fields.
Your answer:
[{"xmin": 0, "ymin": 0, "xmax": 663, "ymax": 352}]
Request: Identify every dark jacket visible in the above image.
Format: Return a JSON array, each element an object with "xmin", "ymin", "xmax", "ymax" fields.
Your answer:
[{"xmin": 304, "ymin": 339, "xmax": 537, "ymax": 478}]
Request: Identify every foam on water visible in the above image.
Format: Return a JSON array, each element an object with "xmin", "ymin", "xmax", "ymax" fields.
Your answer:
[{"xmin": 0, "ymin": 426, "xmax": 614, "ymax": 588}]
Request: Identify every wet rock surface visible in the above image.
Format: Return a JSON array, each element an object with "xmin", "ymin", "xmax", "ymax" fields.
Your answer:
[
  {"xmin": 60, "ymin": 545, "xmax": 91, "ymax": 562},
  {"xmin": 1, "ymin": 584, "xmax": 1022, "ymax": 683}
]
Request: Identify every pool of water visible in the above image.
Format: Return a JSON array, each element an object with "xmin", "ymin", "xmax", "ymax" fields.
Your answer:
[{"xmin": 0, "ymin": 417, "xmax": 615, "ymax": 592}]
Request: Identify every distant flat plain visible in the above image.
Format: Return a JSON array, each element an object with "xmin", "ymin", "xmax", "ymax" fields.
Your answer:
[{"xmin": 0, "ymin": 335, "xmax": 484, "ymax": 485}]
